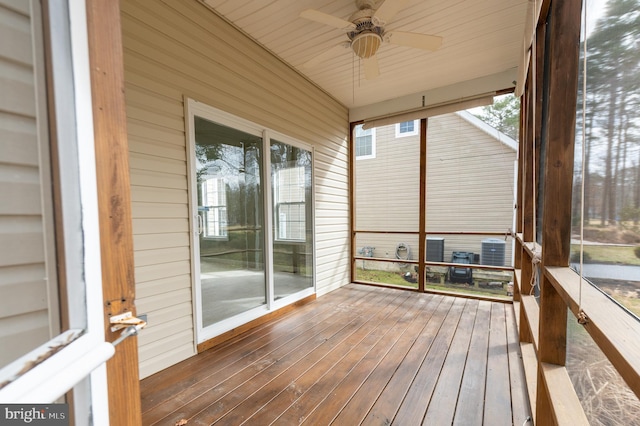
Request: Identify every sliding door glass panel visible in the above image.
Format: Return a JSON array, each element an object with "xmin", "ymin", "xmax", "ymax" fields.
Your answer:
[
  {"xmin": 194, "ymin": 117, "xmax": 266, "ymax": 327},
  {"xmin": 270, "ymin": 140, "xmax": 313, "ymax": 299}
]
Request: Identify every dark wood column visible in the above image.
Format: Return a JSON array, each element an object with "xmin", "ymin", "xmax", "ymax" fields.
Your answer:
[
  {"xmin": 418, "ymin": 118, "xmax": 427, "ymax": 292},
  {"xmin": 85, "ymin": 0, "xmax": 141, "ymax": 424},
  {"xmin": 536, "ymin": 0, "xmax": 582, "ymax": 423}
]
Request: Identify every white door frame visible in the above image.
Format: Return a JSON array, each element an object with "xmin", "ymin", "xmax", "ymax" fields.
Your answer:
[{"xmin": 185, "ymin": 99, "xmax": 316, "ymax": 345}]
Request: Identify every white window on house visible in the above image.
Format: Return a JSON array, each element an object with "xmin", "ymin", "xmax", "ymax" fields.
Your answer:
[
  {"xmin": 355, "ymin": 124, "xmax": 376, "ymax": 159},
  {"xmin": 274, "ymin": 166, "xmax": 306, "ymax": 241},
  {"xmin": 395, "ymin": 120, "xmax": 419, "ymax": 137},
  {"xmin": 201, "ymin": 177, "xmax": 228, "ymax": 238}
]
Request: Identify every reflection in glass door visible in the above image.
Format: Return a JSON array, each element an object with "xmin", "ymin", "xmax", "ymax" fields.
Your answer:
[
  {"xmin": 194, "ymin": 116, "xmax": 266, "ymax": 328},
  {"xmin": 270, "ymin": 140, "xmax": 314, "ymax": 299}
]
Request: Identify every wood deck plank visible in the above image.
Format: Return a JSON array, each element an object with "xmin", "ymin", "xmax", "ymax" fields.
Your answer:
[
  {"xmin": 506, "ymin": 305, "xmax": 533, "ymax": 425},
  {"xmin": 138, "ymin": 285, "xmax": 531, "ymax": 426},
  {"xmin": 154, "ymin": 290, "xmax": 405, "ymax": 425},
  {"xmin": 140, "ymin": 285, "xmax": 355, "ymax": 410},
  {"xmin": 270, "ymin": 292, "xmax": 416, "ymax": 425},
  {"xmin": 362, "ymin": 296, "xmax": 456, "ymax": 425},
  {"xmin": 329, "ymin": 295, "xmax": 445, "ymax": 425},
  {"xmin": 391, "ymin": 297, "xmax": 467, "ymax": 425},
  {"xmin": 483, "ymin": 303, "xmax": 513, "ymax": 425},
  {"xmin": 299, "ymin": 294, "xmax": 440, "ymax": 425},
  {"xmin": 214, "ymin": 291, "xmax": 420, "ymax": 425},
  {"xmin": 423, "ymin": 299, "xmax": 480, "ymax": 425},
  {"xmin": 453, "ymin": 300, "xmax": 493, "ymax": 426},
  {"xmin": 144, "ymin": 290, "xmax": 394, "ymax": 424}
]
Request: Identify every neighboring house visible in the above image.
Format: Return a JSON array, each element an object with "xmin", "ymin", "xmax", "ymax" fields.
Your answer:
[{"xmin": 355, "ymin": 112, "xmax": 517, "ymax": 268}]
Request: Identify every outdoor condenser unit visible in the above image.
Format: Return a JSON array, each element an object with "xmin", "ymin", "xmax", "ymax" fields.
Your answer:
[
  {"xmin": 426, "ymin": 237, "xmax": 444, "ymax": 262},
  {"xmin": 481, "ymin": 238, "xmax": 506, "ymax": 266}
]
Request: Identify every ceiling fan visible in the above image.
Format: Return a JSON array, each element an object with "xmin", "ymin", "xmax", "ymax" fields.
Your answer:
[{"xmin": 300, "ymin": 0, "xmax": 443, "ymax": 80}]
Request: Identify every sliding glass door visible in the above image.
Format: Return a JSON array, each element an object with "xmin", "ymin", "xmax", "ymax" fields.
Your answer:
[
  {"xmin": 271, "ymin": 140, "xmax": 314, "ymax": 300},
  {"xmin": 193, "ymin": 116, "xmax": 266, "ymax": 329},
  {"xmin": 187, "ymin": 100, "xmax": 315, "ymax": 341}
]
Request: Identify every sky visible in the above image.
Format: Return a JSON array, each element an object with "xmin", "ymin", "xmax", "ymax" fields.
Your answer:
[{"xmin": 584, "ymin": 0, "xmax": 608, "ymax": 39}]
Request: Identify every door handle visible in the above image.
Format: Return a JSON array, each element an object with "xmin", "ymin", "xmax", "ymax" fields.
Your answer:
[{"xmin": 197, "ymin": 214, "xmax": 204, "ymax": 235}]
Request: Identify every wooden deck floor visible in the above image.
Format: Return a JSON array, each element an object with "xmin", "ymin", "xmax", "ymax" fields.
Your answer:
[{"xmin": 140, "ymin": 284, "xmax": 531, "ymax": 425}]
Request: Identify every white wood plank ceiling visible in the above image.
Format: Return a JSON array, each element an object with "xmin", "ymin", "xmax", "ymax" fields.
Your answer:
[{"xmin": 201, "ymin": 0, "xmax": 530, "ymax": 114}]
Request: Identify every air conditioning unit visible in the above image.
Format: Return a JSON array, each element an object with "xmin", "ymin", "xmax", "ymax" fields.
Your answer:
[
  {"xmin": 481, "ymin": 238, "xmax": 506, "ymax": 266},
  {"xmin": 426, "ymin": 237, "xmax": 444, "ymax": 262}
]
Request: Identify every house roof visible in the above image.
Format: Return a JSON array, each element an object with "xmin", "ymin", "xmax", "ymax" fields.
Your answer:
[
  {"xmin": 455, "ymin": 110, "xmax": 518, "ymax": 151},
  {"xmin": 200, "ymin": 0, "xmax": 530, "ymax": 119}
]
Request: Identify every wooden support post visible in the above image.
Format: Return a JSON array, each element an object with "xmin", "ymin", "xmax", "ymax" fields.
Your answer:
[
  {"xmin": 519, "ymin": 71, "xmax": 535, "ymax": 341},
  {"xmin": 418, "ymin": 118, "xmax": 428, "ymax": 293},
  {"xmin": 514, "ymin": 92, "xmax": 525, "ymax": 300},
  {"xmin": 522, "ymin": 70, "xmax": 536, "ymax": 245},
  {"xmin": 85, "ymin": 0, "xmax": 142, "ymax": 424},
  {"xmin": 536, "ymin": 0, "xmax": 582, "ymax": 422},
  {"xmin": 349, "ymin": 122, "xmax": 357, "ymax": 284}
]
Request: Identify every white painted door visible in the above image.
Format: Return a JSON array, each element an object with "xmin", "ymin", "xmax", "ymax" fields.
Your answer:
[{"xmin": 0, "ymin": 1, "xmax": 112, "ymax": 423}]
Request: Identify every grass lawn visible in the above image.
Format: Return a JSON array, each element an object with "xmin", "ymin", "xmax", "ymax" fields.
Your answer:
[
  {"xmin": 355, "ymin": 268, "xmax": 511, "ymax": 300},
  {"xmin": 572, "ymin": 244, "xmax": 640, "ymax": 265}
]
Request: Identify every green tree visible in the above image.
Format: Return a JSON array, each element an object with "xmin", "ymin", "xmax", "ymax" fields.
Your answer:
[
  {"xmin": 473, "ymin": 94, "xmax": 520, "ymax": 140},
  {"xmin": 584, "ymin": 0, "xmax": 640, "ymax": 225}
]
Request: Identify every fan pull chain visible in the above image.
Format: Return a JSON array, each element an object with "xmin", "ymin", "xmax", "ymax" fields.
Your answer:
[{"xmin": 352, "ymin": 51, "xmax": 356, "ymax": 104}]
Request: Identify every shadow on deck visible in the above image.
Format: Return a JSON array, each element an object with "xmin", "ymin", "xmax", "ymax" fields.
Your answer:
[{"xmin": 140, "ymin": 284, "xmax": 532, "ymax": 425}]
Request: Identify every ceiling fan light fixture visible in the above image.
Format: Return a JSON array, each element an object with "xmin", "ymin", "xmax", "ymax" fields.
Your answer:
[{"xmin": 351, "ymin": 31, "xmax": 383, "ymax": 59}]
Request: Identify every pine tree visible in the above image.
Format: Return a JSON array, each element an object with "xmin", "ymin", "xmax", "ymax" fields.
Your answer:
[{"xmin": 584, "ymin": 0, "xmax": 640, "ymax": 225}]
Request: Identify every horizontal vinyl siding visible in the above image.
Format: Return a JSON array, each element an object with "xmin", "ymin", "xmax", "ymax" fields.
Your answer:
[
  {"xmin": 426, "ymin": 113, "xmax": 515, "ymax": 262},
  {"xmin": 355, "ymin": 124, "xmax": 421, "ymax": 232},
  {"xmin": 354, "ymin": 113, "xmax": 516, "ymax": 265},
  {"xmin": 0, "ymin": 0, "xmax": 56, "ymax": 367},
  {"xmin": 122, "ymin": 0, "xmax": 349, "ymax": 378}
]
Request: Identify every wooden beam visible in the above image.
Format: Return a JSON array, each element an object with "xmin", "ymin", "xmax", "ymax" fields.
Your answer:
[
  {"xmin": 349, "ymin": 122, "xmax": 357, "ymax": 284},
  {"xmin": 540, "ymin": 363, "xmax": 589, "ymax": 425},
  {"xmin": 540, "ymin": 4, "xmax": 581, "ymax": 267},
  {"xmin": 534, "ymin": 18, "xmax": 547, "ymax": 243},
  {"xmin": 536, "ymin": 0, "xmax": 583, "ymax": 422},
  {"xmin": 418, "ymin": 118, "xmax": 427, "ymax": 292},
  {"xmin": 545, "ymin": 267, "xmax": 640, "ymax": 400},
  {"xmin": 520, "ymin": 342, "xmax": 538, "ymax": 423},
  {"xmin": 520, "ymin": 295, "xmax": 540, "ymax": 350},
  {"xmin": 522, "ymin": 70, "xmax": 535, "ymax": 243},
  {"xmin": 85, "ymin": 0, "xmax": 141, "ymax": 424}
]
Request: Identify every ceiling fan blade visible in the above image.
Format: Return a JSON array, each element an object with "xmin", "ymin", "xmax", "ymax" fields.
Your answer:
[
  {"xmin": 372, "ymin": 0, "xmax": 410, "ymax": 26},
  {"xmin": 363, "ymin": 56, "xmax": 380, "ymax": 80},
  {"xmin": 302, "ymin": 43, "xmax": 350, "ymax": 69},
  {"xmin": 299, "ymin": 9, "xmax": 356, "ymax": 30},
  {"xmin": 386, "ymin": 31, "xmax": 443, "ymax": 51}
]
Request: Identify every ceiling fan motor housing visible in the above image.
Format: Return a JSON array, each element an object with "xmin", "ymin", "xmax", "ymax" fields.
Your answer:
[
  {"xmin": 350, "ymin": 31, "xmax": 383, "ymax": 58},
  {"xmin": 348, "ymin": 15, "xmax": 384, "ymax": 59}
]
